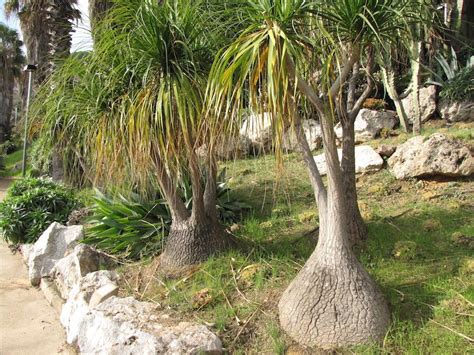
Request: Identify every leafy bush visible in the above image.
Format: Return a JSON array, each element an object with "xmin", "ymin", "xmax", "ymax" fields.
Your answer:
[
  {"xmin": 85, "ymin": 170, "xmax": 250, "ymax": 260},
  {"xmin": 83, "ymin": 191, "xmax": 171, "ymax": 260},
  {"xmin": 362, "ymin": 98, "xmax": 387, "ymax": 111},
  {"xmin": 440, "ymin": 66, "xmax": 474, "ymax": 102},
  {"xmin": 428, "ymin": 48, "xmax": 474, "ymax": 102},
  {"xmin": 0, "ymin": 178, "xmax": 80, "ymax": 244}
]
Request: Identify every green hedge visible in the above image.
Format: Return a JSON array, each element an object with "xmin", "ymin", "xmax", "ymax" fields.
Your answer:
[{"xmin": 0, "ymin": 178, "xmax": 80, "ymax": 244}]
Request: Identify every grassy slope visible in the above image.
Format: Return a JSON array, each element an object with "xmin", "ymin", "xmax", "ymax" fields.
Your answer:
[
  {"xmin": 119, "ymin": 122, "xmax": 473, "ymax": 354},
  {"xmin": 0, "ymin": 149, "xmax": 23, "ymax": 177}
]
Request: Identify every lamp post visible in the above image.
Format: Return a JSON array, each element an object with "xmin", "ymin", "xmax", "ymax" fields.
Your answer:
[{"xmin": 21, "ymin": 64, "xmax": 37, "ymax": 177}]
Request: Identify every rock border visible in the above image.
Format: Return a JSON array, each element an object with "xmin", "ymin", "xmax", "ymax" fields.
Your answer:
[{"xmin": 20, "ymin": 223, "xmax": 223, "ymax": 355}]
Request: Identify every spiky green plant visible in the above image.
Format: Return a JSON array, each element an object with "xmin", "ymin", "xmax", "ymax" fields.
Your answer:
[{"xmin": 84, "ymin": 191, "xmax": 171, "ymax": 260}]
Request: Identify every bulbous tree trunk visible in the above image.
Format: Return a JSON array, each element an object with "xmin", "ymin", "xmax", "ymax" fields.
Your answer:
[
  {"xmin": 160, "ymin": 216, "xmax": 230, "ymax": 268},
  {"xmin": 154, "ymin": 152, "xmax": 231, "ymax": 269},
  {"xmin": 279, "ymin": 113, "xmax": 390, "ymax": 349}
]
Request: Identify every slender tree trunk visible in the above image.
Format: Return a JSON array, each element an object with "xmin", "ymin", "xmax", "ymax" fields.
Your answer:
[
  {"xmin": 279, "ymin": 112, "xmax": 390, "ymax": 348},
  {"xmin": 411, "ymin": 41, "xmax": 422, "ymax": 134},
  {"xmin": 340, "ymin": 117, "xmax": 368, "ymax": 245},
  {"xmin": 381, "ymin": 68, "xmax": 410, "ymax": 132},
  {"xmin": 51, "ymin": 149, "xmax": 64, "ymax": 181}
]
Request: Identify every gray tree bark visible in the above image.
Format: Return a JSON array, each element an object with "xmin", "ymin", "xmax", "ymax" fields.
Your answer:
[
  {"xmin": 280, "ymin": 51, "xmax": 390, "ymax": 348},
  {"xmin": 279, "ymin": 111, "xmax": 390, "ymax": 348},
  {"xmin": 153, "ymin": 149, "xmax": 231, "ymax": 269}
]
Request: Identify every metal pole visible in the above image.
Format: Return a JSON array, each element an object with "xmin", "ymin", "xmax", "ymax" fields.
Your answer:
[{"xmin": 21, "ymin": 70, "xmax": 33, "ymax": 177}]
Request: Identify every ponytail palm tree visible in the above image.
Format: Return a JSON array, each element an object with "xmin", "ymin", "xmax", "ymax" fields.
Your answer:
[
  {"xmin": 31, "ymin": 0, "xmax": 233, "ymax": 267},
  {"xmin": 208, "ymin": 0, "xmax": 429, "ymax": 348}
]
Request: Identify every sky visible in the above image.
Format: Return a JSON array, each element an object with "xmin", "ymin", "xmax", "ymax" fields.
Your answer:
[{"xmin": 0, "ymin": 0, "xmax": 93, "ymax": 53}]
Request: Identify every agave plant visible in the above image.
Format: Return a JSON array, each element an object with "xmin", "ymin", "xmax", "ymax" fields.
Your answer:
[
  {"xmin": 426, "ymin": 47, "xmax": 474, "ymax": 102},
  {"xmin": 84, "ymin": 190, "xmax": 171, "ymax": 260},
  {"xmin": 84, "ymin": 169, "xmax": 249, "ymax": 260}
]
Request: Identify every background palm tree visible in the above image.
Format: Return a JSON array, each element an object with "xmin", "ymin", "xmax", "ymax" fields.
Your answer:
[
  {"xmin": 0, "ymin": 23, "xmax": 24, "ymax": 142},
  {"xmin": 88, "ymin": 0, "xmax": 112, "ymax": 37},
  {"xmin": 4, "ymin": 0, "xmax": 80, "ymax": 86}
]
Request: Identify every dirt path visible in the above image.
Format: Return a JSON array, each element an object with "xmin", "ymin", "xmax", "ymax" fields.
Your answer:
[{"xmin": 0, "ymin": 178, "xmax": 72, "ymax": 355}]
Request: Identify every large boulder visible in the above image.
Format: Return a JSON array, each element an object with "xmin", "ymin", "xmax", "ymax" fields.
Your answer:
[
  {"xmin": 388, "ymin": 133, "xmax": 474, "ymax": 179},
  {"xmin": 283, "ymin": 119, "xmax": 323, "ymax": 152},
  {"xmin": 240, "ymin": 112, "xmax": 273, "ymax": 150},
  {"xmin": 27, "ymin": 222, "xmax": 84, "ymax": 286},
  {"xmin": 61, "ymin": 271, "xmax": 120, "ymax": 345},
  {"xmin": 439, "ymin": 100, "xmax": 474, "ymax": 122},
  {"xmin": 402, "ymin": 85, "xmax": 437, "ymax": 123},
  {"xmin": 313, "ymin": 145, "xmax": 384, "ymax": 176},
  {"xmin": 50, "ymin": 244, "xmax": 101, "ymax": 299},
  {"xmin": 197, "ymin": 135, "xmax": 252, "ymax": 160},
  {"xmin": 61, "ymin": 270, "xmax": 222, "ymax": 355},
  {"xmin": 334, "ymin": 109, "xmax": 398, "ymax": 143},
  {"xmin": 76, "ymin": 297, "xmax": 222, "ymax": 355}
]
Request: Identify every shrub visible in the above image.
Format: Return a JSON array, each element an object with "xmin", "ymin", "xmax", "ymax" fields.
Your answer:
[
  {"xmin": 0, "ymin": 178, "xmax": 80, "ymax": 244},
  {"xmin": 84, "ymin": 170, "xmax": 250, "ymax": 260},
  {"xmin": 440, "ymin": 66, "xmax": 474, "ymax": 102},
  {"xmin": 362, "ymin": 98, "xmax": 387, "ymax": 111},
  {"xmin": 83, "ymin": 191, "xmax": 171, "ymax": 260}
]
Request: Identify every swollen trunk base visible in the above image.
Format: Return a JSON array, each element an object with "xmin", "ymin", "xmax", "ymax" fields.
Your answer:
[
  {"xmin": 160, "ymin": 219, "xmax": 230, "ymax": 268},
  {"xmin": 278, "ymin": 241, "xmax": 390, "ymax": 349}
]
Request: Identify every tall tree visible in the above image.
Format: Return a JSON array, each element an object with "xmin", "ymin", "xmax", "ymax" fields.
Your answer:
[
  {"xmin": 209, "ymin": 0, "xmax": 430, "ymax": 348},
  {"xmin": 88, "ymin": 0, "xmax": 112, "ymax": 36},
  {"xmin": 0, "ymin": 23, "xmax": 24, "ymax": 142},
  {"xmin": 4, "ymin": 0, "xmax": 80, "ymax": 86},
  {"xmin": 31, "ymin": 0, "xmax": 234, "ymax": 267}
]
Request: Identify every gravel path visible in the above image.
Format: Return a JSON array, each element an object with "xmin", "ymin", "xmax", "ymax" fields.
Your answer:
[{"xmin": 0, "ymin": 178, "xmax": 73, "ymax": 354}]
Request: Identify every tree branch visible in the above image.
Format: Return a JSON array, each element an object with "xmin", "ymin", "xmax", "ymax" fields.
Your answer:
[
  {"xmin": 285, "ymin": 54, "xmax": 325, "ymax": 115},
  {"xmin": 350, "ymin": 48, "xmax": 375, "ymax": 119},
  {"xmin": 152, "ymin": 150, "xmax": 190, "ymax": 222},
  {"xmin": 329, "ymin": 45, "xmax": 361, "ymax": 100}
]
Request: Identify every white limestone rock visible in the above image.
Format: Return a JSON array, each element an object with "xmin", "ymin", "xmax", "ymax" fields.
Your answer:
[
  {"xmin": 73, "ymin": 296, "xmax": 222, "ymax": 354},
  {"xmin": 440, "ymin": 100, "xmax": 474, "ymax": 122},
  {"xmin": 240, "ymin": 112, "xmax": 273, "ymax": 149},
  {"xmin": 313, "ymin": 146, "xmax": 384, "ymax": 176},
  {"xmin": 61, "ymin": 271, "xmax": 119, "ymax": 345},
  {"xmin": 20, "ymin": 244, "xmax": 34, "ymax": 264},
  {"xmin": 89, "ymin": 283, "xmax": 119, "ymax": 308},
  {"xmin": 27, "ymin": 222, "xmax": 84, "ymax": 286},
  {"xmin": 334, "ymin": 109, "xmax": 398, "ymax": 143},
  {"xmin": 402, "ymin": 85, "xmax": 437, "ymax": 123},
  {"xmin": 50, "ymin": 244, "xmax": 100, "ymax": 299},
  {"xmin": 388, "ymin": 133, "xmax": 474, "ymax": 179},
  {"xmin": 283, "ymin": 119, "xmax": 323, "ymax": 152}
]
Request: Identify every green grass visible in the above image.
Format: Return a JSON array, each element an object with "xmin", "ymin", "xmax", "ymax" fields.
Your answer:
[
  {"xmin": 0, "ymin": 149, "xmax": 23, "ymax": 177},
  {"xmin": 118, "ymin": 122, "xmax": 474, "ymax": 354}
]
